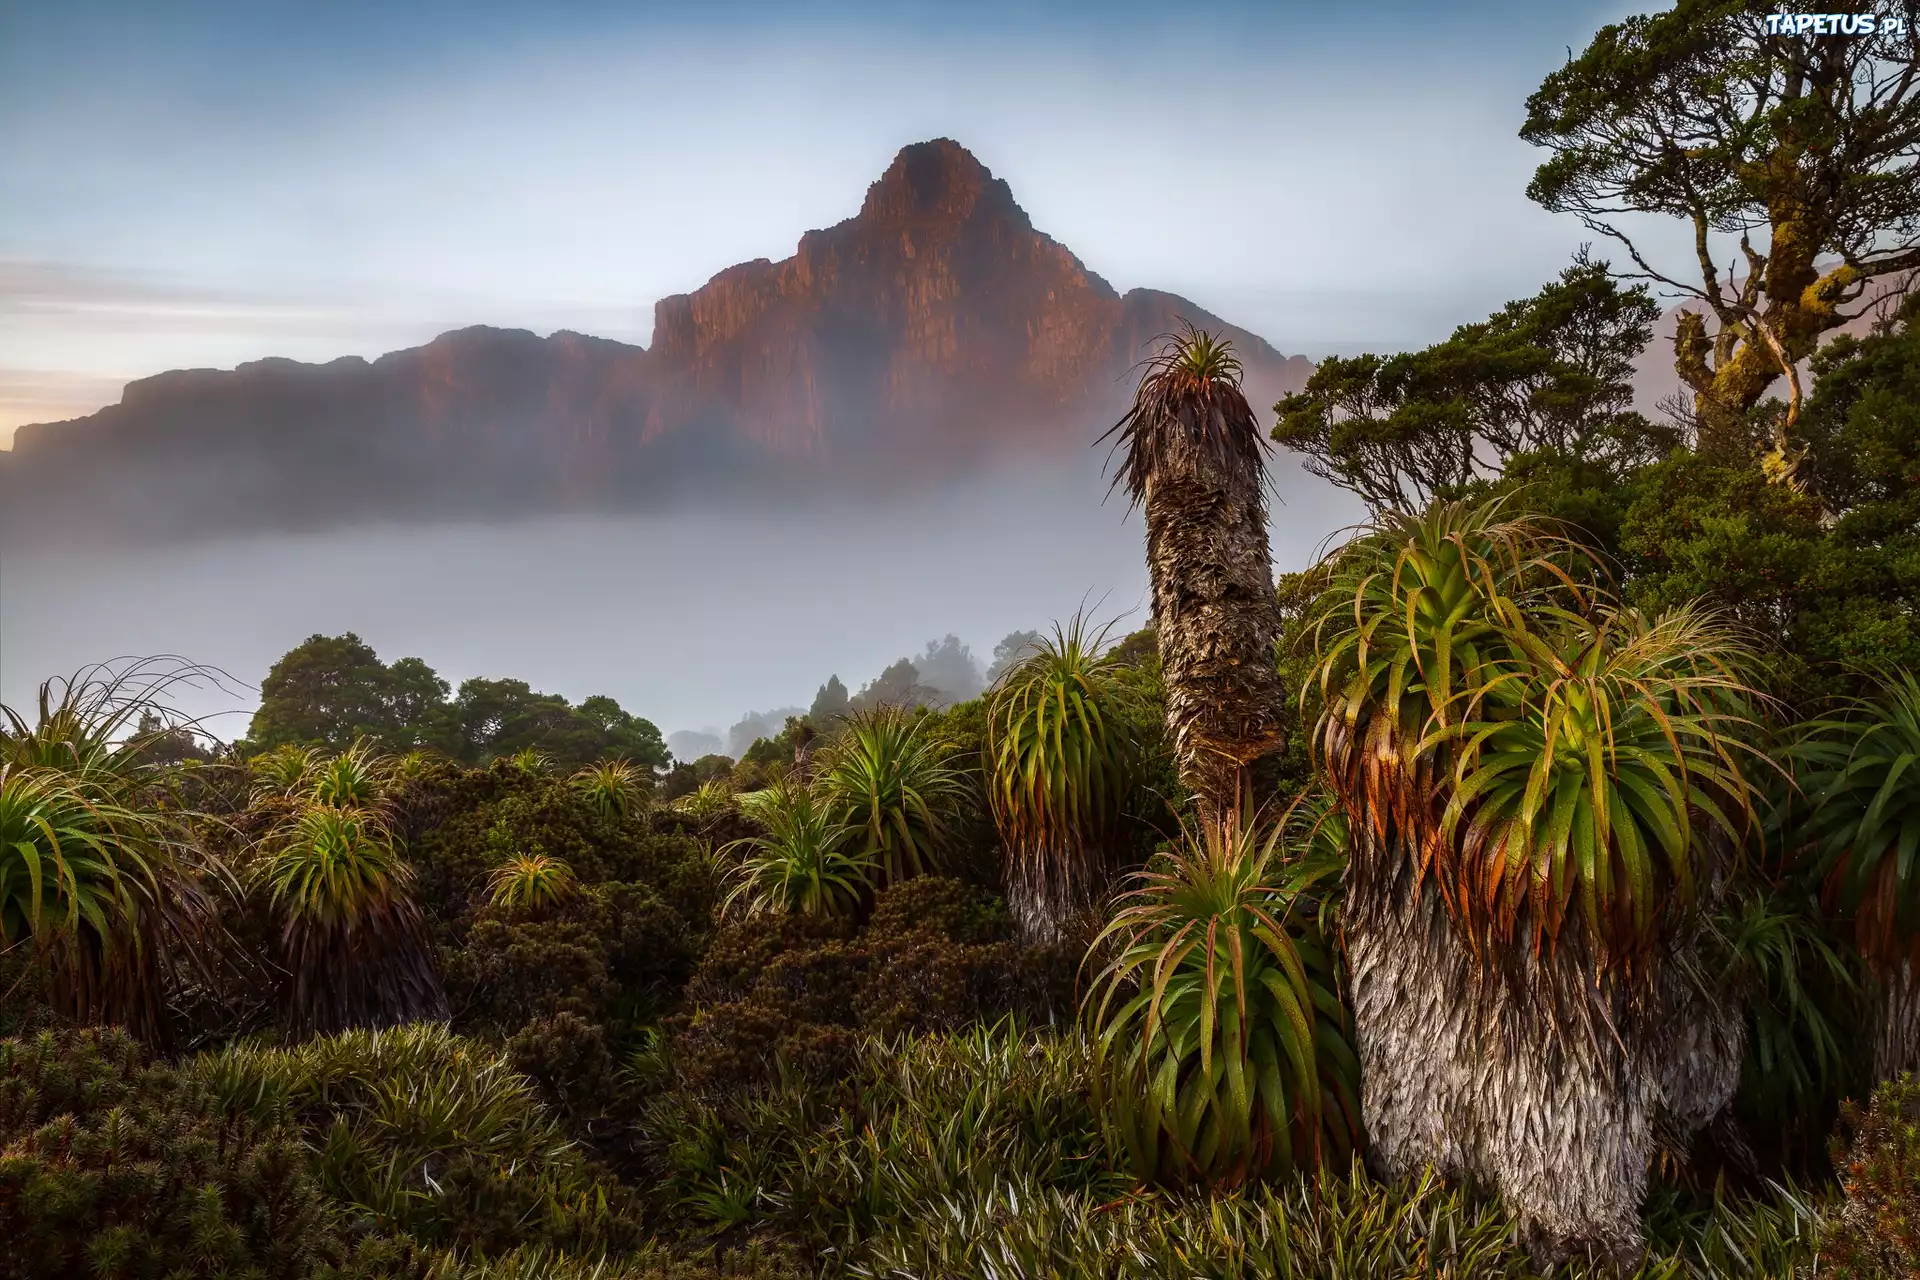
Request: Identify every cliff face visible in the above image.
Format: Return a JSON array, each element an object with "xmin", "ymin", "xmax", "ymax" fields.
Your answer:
[{"xmin": 3, "ymin": 139, "xmax": 1313, "ymax": 542}]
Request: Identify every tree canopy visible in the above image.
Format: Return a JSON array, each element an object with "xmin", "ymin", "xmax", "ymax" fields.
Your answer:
[
  {"xmin": 1273, "ymin": 253, "xmax": 1669, "ymax": 512},
  {"xmin": 246, "ymin": 634, "xmax": 666, "ymax": 771},
  {"xmin": 1521, "ymin": 0, "xmax": 1920, "ymax": 461}
]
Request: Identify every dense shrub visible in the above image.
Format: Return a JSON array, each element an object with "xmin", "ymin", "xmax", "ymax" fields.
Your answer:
[
  {"xmin": 1824, "ymin": 1073, "xmax": 1920, "ymax": 1276},
  {"xmin": 195, "ymin": 1023, "xmax": 643, "ymax": 1257},
  {"xmin": 448, "ymin": 881, "xmax": 696, "ymax": 1036},
  {"xmin": 0, "ymin": 1027, "xmax": 352, "ymax": 1280},
  {"xmin": 404, "ymin": 761, "xmax": 715, "ymax": 930},
  {"xmin": 668, "ymin": 877, "xmax": 1075, "ymax": 1093}
]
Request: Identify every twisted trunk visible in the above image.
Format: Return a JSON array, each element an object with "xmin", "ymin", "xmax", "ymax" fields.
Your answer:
[
  {"xmin": 1143, "ymin": 466, "xmax": 1286, "ymax": 822},
  {"xmin": 1344, "ymin": 832, "xmax": 1744, "ymax": 1265}
]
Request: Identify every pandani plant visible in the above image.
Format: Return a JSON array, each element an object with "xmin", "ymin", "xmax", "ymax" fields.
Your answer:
[
  {"xmin": 1307, "ymin": 494, "xmax": 1770, "ymax": 1264},
  {"xmin": 486, "ymin": 852, "xmax": 579, "ymax": 913},
  {"xmin": 1102, "ymin": 324, "xmax": 1289, "ymax": 820},
  {"xmin": 719, "ymin": 776, "xmax": 873, "ymax": 919},
  {"xmin": 816, "ymin": 705, "xmax": 966, "ymax": 884},
  {"xmin": 1789, "ymin": 667, "xmax": 1920, "ymax": 1078},
  {"xmin": 257, "ymin": 802, "xmax": 446, "ymax": 1036},
  {"xmin": 986, "ymin": 615, "xmax": 1144, "ymax": 943},
  {"xmin": 1, "ymin": 664, "xmax": 229, "ymax": 1045},
  {"xmin": 571, "ymin": 758, "xmax": 650, "ymax": 822},
  {"xmin": 1086, "ymin": 812, "xmax": 1360, "ymax": 1187}
]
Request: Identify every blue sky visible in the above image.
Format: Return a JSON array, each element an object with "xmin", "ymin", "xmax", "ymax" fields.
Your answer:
[{"xmin": 0, "ymin": 0, "xmax": 1657, "ymax": 444}]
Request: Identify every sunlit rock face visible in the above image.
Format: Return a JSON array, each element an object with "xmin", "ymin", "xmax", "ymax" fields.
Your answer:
[{"xmin": 1, "ymin": 139, "xmax": 1313, "ymax": 544}]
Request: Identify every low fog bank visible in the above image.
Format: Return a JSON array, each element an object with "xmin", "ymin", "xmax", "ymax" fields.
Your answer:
[{"xmin": 0, "ymin": 459, "xmax": 1363, "ymax": 747}]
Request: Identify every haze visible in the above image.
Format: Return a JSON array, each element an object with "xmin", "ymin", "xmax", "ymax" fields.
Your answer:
[{"xmin": 0, "ymin": 459, "xmax": 1364, "ymax": 743}]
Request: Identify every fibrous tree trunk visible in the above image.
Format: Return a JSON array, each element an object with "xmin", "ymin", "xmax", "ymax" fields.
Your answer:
[
  {"xmin": 1877, "ymin": 960, "xmax": 1920, "ymax": 1080},
  {"xmin": 1344, "ymin": 832, "xmax": 1744, "ymax": 1266},
  {"xmin": 1143, "ymin": 465, "xmax": 1287, "ymax": 823}
]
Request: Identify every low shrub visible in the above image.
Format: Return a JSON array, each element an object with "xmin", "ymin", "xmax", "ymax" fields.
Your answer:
[
  {"xmin": 0, "ymin": 1027, "xmax": 355, "ymax": 1280},
  {"xmin": 447, "ymin": 881, "xmax": 696, "ymax": 1037},
  {"xmin": 194, "ymin": 1022, "xmax": 642, "ymax": 1257},
  {"xmin": 668, "ymin": 877, "xmax": 1075, "ymax": 1093},
  {"xmin": 1824, "ymin": 1072, "xmax": 1920, "ymax": 1275}
]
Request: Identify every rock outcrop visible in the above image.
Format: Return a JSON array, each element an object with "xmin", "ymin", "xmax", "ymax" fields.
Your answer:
[{"xmin": 2, "ymin": 139, "xmax": 1313, "ymax": 542}]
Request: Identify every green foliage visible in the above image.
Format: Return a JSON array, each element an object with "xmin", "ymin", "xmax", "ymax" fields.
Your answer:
[
  {"xmin": 641, "ymin": 1022, "xmax": 1114, "ymax": 1250},
  {"xmin": 662, "ymin": 755, "xmax": 735, "ymax": 803},
  {"xmin": 448, "ymin": 879, "xmax": 694, "ymax": 1038},
  {"xmin": 0, "ymin": 1027, "xmax": 364, "ymax": 1280},
  {"xmin": 721, "ymin": 778, "xmax": 872, "ymax": 920},
  {"xmin": 259, "ymin": 804, "xmax": 445, "ymax": 1035},
  {"xmin": 0, "ymin": 764, "xmax": 194, "ymax": 1044},
  {"xmin": 856, "ymin": 1160, "xmax": 1822, "ymax": 1280},
  {"xmin": 1311, "ymin": 497, "xmax": 1767, "ymax": 963},
  {"xmin": 249, "ymin": 633, "xmax": 451, "ymax": 755},
  {"xmin": 405, "ymin": 763, "xmax": 714, "ymax": 932},
  {"xmin": 987, "ymin": 616, "xmax": 1145, "ymax": 939},
  {"xmin": 1519, "ymin": 0, "xmax": 1920, "ymax": 450},
  {"xmin": 669, "ymin": 878, "xmax": 1068, "ymax": 1095},
  {"xmin": 308, "ymin": 740, "xmax": 391, "ymax": 811},
  {"xmin": 1088, "ymin": 816, "xmax": 1358, "ymax": 1187},
  {"xmin": 572, "ymin": 760, "xmax": 650, "ymax": 822},
  {"xmin": 247, "ymin": 634, "xmax": 669, "ymax": 772},
  {"xmin": 1274, "ymin": 251, "xmax": 1668, "ymax": 512},
  {"xmin": 197, "ymin": 1022, "xmax": 639, "ymax": 1256},
  {"xmin": 486, "ymin": 853, "xmax": 579, "ymax": 912},
  {"xmin": 1707, "ymin": 886, "xmax": 1864, "ymax": 1162},
  {"xmin": 1790, "ymin": 668, "xmax": 1920, "ymax": 971},
  {"xmin": 675, "ymin": 779, "xmax": 734, "ymax": 821},
  {"xmin": 816, "ymin": 705, "xmax": 967, "ymax": 883},
  {"xmin": 1824, "ymin": 1073, "xmax": 1920, "ymax": 1275}
]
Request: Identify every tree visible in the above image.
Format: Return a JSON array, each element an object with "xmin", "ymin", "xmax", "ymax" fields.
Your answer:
[
  {"xmin": 809, "ymin": 675, "xmax": 851, "ymax": 724},
  {"xmin": 915, "ymin": 635, "xmax": 985, "ymax": 703},
  {"xmin": 851, "ymin": 658, "xmax": 937, "ymax": 712},
  {"xmin": 1617, "ymin": 297, "xmax": 1920, "ymax": 705},
  {"xmin": 1521, "ymin": 1, "xmax": 1920, "ymax": 465},
  {"xmin": 443, "ymin": 679, "xmax": 664, "ymax": 772},
  {"xmin": 248, "ymin": 633, "xmax": 438, "ymax": 753},
  {"xmin": 1309, "ymin": 497, "xmax": 1767, "ymax": 1263},
  {"xmin": 985, "ymin": 631, "xmax": 1042, "ymax": 684},
  {"xmin": 1274, "ymin": 253, "xmax": 1670, "ymax": 512},
  {"xmin": 1104, "ymin": 327, "xmax": 1287, "ymax": 820},
  {"xmin": 986, "ymin": 617, "xmax": 1144, "ymax": 942}
]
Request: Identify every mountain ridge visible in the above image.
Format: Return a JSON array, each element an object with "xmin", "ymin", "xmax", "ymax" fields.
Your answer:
[{"xmin": 2, "ymin": 139, "xmax": 1314, "ymax": 543}]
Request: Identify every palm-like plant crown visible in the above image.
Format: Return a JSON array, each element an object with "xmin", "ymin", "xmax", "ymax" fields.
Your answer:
[
  {"xmin": 0, "ymin": 764, "xmax": 158, "ymax": 950},
  {"xmin": 571, "ymin": 759, "xmax": 648, "ymax": 821},
  {"xmin": 1, "ymin": 664, "xmax": 225, "ymax": 1043},
  {"xmin": 508, "ymin": 747, "xmax": 553, "ymax": 776},
  {"xmin": 721, "ymin": 777, "xmax": 873, "ymax": 919},
  {"xmin": 486, "ymin": 853, "xmax": 579, "ymax": 912},
  {"xmin": 1791, "ymin": 669, "xmax": 1920, "ymax": 970},
  {"xmin": 251, "ymin": 745, "xmax": 320, "ymax": 800},
  {"xmin": 260, "ymin": 805, "xmax": 408, "ymax": 933},
  {"xmin": 817, "ymin": 706, "xmax": 966, "ymax": 883},
  {"xmin": 1087, "ymin": 815, "xmax": 1359, "ymax": 1185},
  {"xmin": 1311, "ymin": 497, "xmax": 1765, "ymax": 967},
  {"xmin": 307, "ymin": 741, "xmax": 388, "ymax": 810},
  {"xmin": 1104, "ymin": 324, "xmax": 1264, "ymax": 508},
  {"xmin": 987, "ymin": 616, "xmax": 1143, "ymax": 931}
]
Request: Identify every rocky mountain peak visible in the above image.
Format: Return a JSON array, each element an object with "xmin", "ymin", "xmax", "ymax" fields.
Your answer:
[{"xmin": 856, "ymin": 138, "xmax": 1025, "ymax": 229}]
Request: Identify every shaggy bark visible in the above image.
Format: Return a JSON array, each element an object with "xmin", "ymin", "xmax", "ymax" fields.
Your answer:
[
  {"xmin": 1344, "ymin": 834, "xmax": 1744, "ymax": 1266},
  {"xmin": 1876, "ymin": 960, "xmax": 1920, "ymax": 1081},
  {"xmin": 1143, "ymin": 465, "xmax": 1287, "ymax": 822}
]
